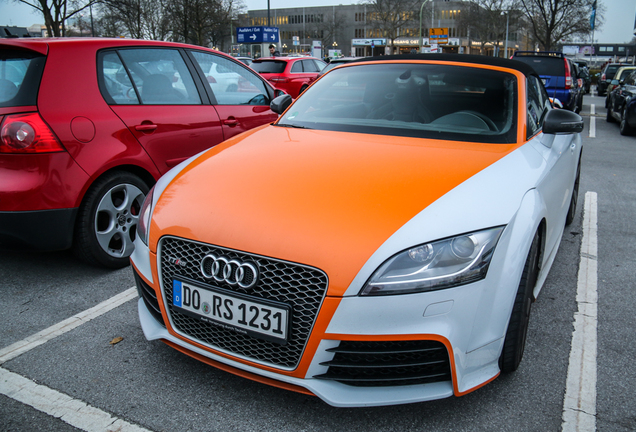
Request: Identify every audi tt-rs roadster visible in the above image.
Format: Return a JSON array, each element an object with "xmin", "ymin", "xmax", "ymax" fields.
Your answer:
[{"xmin": 131, "ymin": 54, "xmax": 584, "ymax": 407}]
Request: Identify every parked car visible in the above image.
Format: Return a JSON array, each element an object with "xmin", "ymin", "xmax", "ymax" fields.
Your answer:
[
  {"xmin": 235, "ymin": 56, "xmax": 253, "ymax": 67},
  {"xmin": 319, "ymin": 56, "xmax": 361, "ymax": 76},
  {"xmin": 604, "ymin": 66, "xmax": 636, "ymax": 107},
  {"xmin": 573, "ymin": 60, "xmax": 591, "ymax": 93},
  {"xmin": 606, "ymin": 69, "xmax": 636, "ymax": 135},
  {"xmin": 0, "ymin": 38, "xmax": 280, "ymax": 268},
  {"xmin": 251, "ymin": 56, "xmax": 327, "ymax": 98},
  {"xmin": 132, "ymin": 54, "xmax": 583, "ymax": 407},
  {"xmin": 512, "ymin": 51, "xmax": 583, "ymax": 113},
  {"xmin": 597, "ymin": 63, "xmax": 623, "ymax": 96}
]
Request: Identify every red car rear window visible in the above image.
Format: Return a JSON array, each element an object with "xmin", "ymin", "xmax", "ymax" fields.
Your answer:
[
  {"xmin": 0, "ymin": 48, "xmax": 45, "ymax": 108},
  {"xmin": 251, "ymin": 61, "xmax": 286, "ymax": 74}
]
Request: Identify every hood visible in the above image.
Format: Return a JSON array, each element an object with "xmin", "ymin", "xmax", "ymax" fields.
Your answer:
[{"xmin": 150, "ymin": 126, "xmax": 521, "ymax": 296}]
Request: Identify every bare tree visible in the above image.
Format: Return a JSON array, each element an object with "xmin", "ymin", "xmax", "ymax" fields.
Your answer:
[
  {"xmin": 461, "ymin": 0, "xmax": 518, "ymax": 55},
  {"xmin": 206, "ymin": 0, "xmax": 247, "ymax": 51},
  {"xmin": 13, "ymin": 0, "xmax": 98, "ymax": 36},
  {"xmin": 361, "ymin": 0, "xmax": 420, "ymax": 50},
  {"xmin": 99, "ymin": 0, "xmax": 170, "ymax": 40},
  {"xmin": 518, "ymin": 0, "xmax": 604, "ymax": 51},
  {"xmin": 306, "ymin": 9, "xmax": 347, "ymax": 54}
]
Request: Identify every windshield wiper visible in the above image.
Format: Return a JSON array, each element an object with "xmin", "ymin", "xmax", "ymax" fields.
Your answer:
[{"xmin": 276, "ymin": 123, "xmax": 311, "ymax": 129}]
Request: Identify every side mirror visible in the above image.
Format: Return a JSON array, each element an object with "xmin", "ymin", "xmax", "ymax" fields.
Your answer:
[
  {"xmin": 543, "ymin": 108, "xmax": 584, "ymax": 135},
  {"xmin": 270, "ymin": 94, "xmax": 292, "ymax": 114}
]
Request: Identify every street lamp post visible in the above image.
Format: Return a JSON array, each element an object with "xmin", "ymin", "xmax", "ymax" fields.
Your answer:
[
  {"xmin": 419, "ymin": 1, "xmax": 430, "ymax": 53},
  {"xmin": 503, "ymin": 11, "xmax": 509, "ymax": 58}
]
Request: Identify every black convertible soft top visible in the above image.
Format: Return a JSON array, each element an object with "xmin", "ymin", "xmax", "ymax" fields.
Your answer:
[{"xmin": 351, "ymin": 53, "xmax": 539, "ymax": 77}]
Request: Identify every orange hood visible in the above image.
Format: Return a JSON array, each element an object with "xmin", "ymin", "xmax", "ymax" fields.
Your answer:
[{"xmin": 150, "ymin": 126, "xmax": 520, "ymax": 297}]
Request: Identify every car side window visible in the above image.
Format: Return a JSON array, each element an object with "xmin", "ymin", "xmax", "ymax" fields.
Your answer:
[
  {"xmin": 527, "ymin": 75, "xmax": 550, "ymax": 138},
  {"xmin": 117, "ymin": 48, "xmax": 201, "ymax": 105},
  {"xmin": 312, "ymin": 59, "xmax": 326, "ymax": 71},
  {"xmin": 291, "ymin": 61, "xmax": 303, "ymax": 73},
  {"xmin": 190, "ymin": 51, "xmax": 270, "ymax": 106},
  {"xmin": 99, "ymin": 52, "xmax": 140, "ymax": 105},
  {"xmin": 302, "ymin": 60, "xmax": 319, "ymax": 73},
  {"xmin": 626, "ymin": 71, "xmax": 636, "ymax": 86}
]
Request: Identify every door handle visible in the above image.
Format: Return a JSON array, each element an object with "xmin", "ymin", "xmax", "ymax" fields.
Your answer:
[
  {"xmin": 223, "ymin": 117, "xmax": 238, "ymax": 127},
  {"xmin": 135, "ymin": 124, "xmax": 158, "ymax": 132}
]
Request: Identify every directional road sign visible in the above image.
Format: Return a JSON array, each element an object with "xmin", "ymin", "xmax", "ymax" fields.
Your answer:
[{"xmin": 236, "ymin": 26, "xmax": 280, "ymax": 44}]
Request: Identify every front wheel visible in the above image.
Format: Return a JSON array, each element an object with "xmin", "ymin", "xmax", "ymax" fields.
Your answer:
[
  {"xmin": 565, "ymin": 158, "xmax": 581, "ymax": 226},
  {"xmin": 73, "ymin": 171, "xmax": 149, "ymax": 269},
  {"xmin": 499, "ymin": 232, "xmax": 540, "ymax": 373},
  {"xmin": 619, "ymin": 107, "xmax": 634, "ymax": 136},
  {"xmin": 606, "ymin": 104, "xmax": 615, "ymax": 122}
]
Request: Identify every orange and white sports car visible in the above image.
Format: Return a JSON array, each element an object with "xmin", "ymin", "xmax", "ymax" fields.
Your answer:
[{"xmin": 131, "ymin": 54, "xmax": 584, "ymax": 407}]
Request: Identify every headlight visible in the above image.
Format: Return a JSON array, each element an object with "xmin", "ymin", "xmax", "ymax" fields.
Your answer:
[
  {"xmin": 360, "ymin": 226, "xmax": 504, "ymax": 296},
  {"xmin": 137, "ymin": 186, "xmax": 155, "ymax": 246}
]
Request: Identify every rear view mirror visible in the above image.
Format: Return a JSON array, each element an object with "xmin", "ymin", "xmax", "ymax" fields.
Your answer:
[
  {"xmin": 543, "ymin": 109, "xmax": 584, "ymax": 135},
  {"xmin": 270, "ymin": 94, "xmax": 292, "ymax": 114}
]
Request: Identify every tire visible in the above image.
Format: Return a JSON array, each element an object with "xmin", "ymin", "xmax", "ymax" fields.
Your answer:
[
  {"xmin": 619, "ymin": 107, "xmax": 634, "ymax": 136},
  {"xmin": 576, "ymin": 95, "xmax": 583, "ymax": 114},
  {"xmin": 606, "ymin": 104, "xmax": 615, "ymax": 122},
  {"xmin": 499, "ymin": 232, "xmax": 540, "ymax": 373},
  {"xmin": 565, "ymin": 158, "xmax": 581, "ymax": 226},
  {"xmin": 299, "ymin": 85, "xmax": 308, "ymax": 95},
  {"xmin": 73, "ymin": 171, "xmax": 149, "ymax": 269}
]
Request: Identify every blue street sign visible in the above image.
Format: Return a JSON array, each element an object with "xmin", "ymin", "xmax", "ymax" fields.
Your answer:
[{"xmin": 236, "ymin": 26, "xmax": 280, "ymax": 44}]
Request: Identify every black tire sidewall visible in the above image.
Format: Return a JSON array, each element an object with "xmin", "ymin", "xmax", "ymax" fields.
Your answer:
[{"xmin": 499, "ymin": 232, "xmax": 540, "ymax": 373}]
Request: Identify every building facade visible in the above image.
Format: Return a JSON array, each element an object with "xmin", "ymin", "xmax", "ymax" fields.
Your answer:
[{"xmin": 239, "ymin": 1, "xmax": 532, "ymax": 59}]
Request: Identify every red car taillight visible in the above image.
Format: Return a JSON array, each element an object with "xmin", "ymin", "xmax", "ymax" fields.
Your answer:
[
  {"xmin": 0, "ymin": 113, "xmax": 65, "ymax": 154},
  {"xmin": 601, "ymin": 73, "xmax": 606, "ymax": 81},
  {"xmin": 564, "ymin": 58, "xmax": 572, "ymax": 90}
]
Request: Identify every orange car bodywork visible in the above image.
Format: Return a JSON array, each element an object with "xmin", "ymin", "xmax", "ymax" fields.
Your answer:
[{"xmin": 133, "ymin": 59, "xmax": 564, "ymax": 404}]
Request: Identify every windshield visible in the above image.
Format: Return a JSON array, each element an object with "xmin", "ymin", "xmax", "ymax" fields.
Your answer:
[{"xmin": 276, "ymin": 63, "xmax": 517, "ymax": 144}]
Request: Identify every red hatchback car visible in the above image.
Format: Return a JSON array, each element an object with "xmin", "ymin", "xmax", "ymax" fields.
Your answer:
[
  {"xmin": 0, "ymin": 38, "xmax": 279, "ymax": 268},
  {"xmin": 251, "ymin": 56, "xmax": 326, "ymax": 98}
]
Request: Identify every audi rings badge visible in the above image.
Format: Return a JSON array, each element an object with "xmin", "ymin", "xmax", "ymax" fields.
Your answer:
[{"xmin": 200, "ymin": 254, "xmax": 259, "ymax": 289}]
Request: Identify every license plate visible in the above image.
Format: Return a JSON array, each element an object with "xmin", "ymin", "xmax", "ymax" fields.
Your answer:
[{"xmin": 172, "ymin": 280, "xmax": 290, "ymax": 344}]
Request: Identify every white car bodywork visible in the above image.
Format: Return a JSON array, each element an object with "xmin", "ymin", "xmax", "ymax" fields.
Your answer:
[{"xmin": 131, "ymin": 57, "xmax": 583, "ymax": 407}]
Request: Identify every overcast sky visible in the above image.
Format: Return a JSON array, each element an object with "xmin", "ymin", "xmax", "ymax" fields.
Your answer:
[{"xmin": 1, "ymin": 0, "xmax": 634, "ymax": 44}]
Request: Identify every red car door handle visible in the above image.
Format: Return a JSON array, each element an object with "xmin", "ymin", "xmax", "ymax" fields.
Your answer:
[
  {"xmin": 135, "ymin": 124, "xmax": 158, "ymax": 132},
  {"xmin": 223, "ymin": 118, "xmax": 238, "ymax": 127}
]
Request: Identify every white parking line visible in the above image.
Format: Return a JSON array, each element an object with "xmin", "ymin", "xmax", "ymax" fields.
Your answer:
[
  {"xmin": 589, "ymin": 104, "xmax": 596, "ymax": 138},
  {"xmin": 0, "ymin": 367, "xmax": 151, "ymax": 432},
  {"xmin": 0, "ymin": 287, "xmax": 138, "ymax": 364},
  {"xmin": 562, "ymin": 191, "xmax": 598, "ymax": 432},
  {"xmin": 0, "ymin": 287, "xmax": 146, "ymax": 431}
]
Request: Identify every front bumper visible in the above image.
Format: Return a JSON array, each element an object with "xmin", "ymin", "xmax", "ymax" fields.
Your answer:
[
  {"xmin": 135, "ymin": 266, "xmax": 504, "ymax": 407},
  {"xmin": 138, "ymin": 297, "xmax": 459, "ymax": 406}
]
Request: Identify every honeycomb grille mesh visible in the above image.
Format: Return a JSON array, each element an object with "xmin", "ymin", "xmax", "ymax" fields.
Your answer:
[{"xmin": 159, "ymin": 237, "xmax": 328, "ymax": 369}]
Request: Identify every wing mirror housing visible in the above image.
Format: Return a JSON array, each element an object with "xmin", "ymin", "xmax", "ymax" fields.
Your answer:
[
  {"xmin": 543, "ymin": 109, "xmax": 584, "ymax": 135},
  {"xmin": 270, "ymin": 94, "xmax": 293, "ymax": 114}
]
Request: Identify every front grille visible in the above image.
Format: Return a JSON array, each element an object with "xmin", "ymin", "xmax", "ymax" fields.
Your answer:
[
  {"xmin": 159, "ymin": 236, "xmax": 328, "ymax": 369},
  {"xmin": 313, "ymin": 340, "xmax": 451, "ymax": 387}
]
